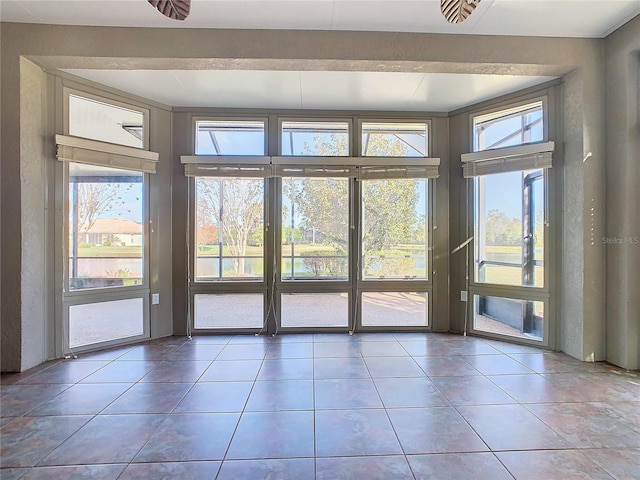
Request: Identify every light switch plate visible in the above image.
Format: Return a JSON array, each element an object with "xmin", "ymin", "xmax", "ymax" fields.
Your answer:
[{"xmin": 152, "ymin": 293, "xmax": 160, "ymax": 305}]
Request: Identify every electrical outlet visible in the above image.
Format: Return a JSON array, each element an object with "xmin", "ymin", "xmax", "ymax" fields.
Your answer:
[
  {"xmin": 152, "ymin": 293, "xmax": 160, "ymax": 305},
  {"xmin": 460, "ymin": 291, "xmax": 468, "ymax": 302}
]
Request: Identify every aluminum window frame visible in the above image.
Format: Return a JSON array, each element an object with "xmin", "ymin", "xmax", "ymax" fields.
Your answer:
[
  {"xmin": 278, "ymin": 117, "xmax": 354, "ymax": 157},
  {"xmin": 186, "ymin": 112, "xmax": 440, "ymax": 335},
  {"xmin": 58, "ymin": 89, "xmax": 153, "ymax": 355},
  {"xmin": 63, "ymin": 87, "xmax": 150, "ymax": 150},
  {"xmin": 357, "ymin": 118, "xmax": 431, "ymax": 158},
  {"xmin": 192, "ymin": 116, "xmax": 269, "ymax": 156},
  {"xmin": 466, "ymin": 94, "xmax": 554, "ymax": 348}
]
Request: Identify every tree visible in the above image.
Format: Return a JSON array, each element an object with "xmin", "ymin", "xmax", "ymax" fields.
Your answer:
[
  {"xmin": 196, "ymin": 224, "xmax": 219, "ymax": 248},
  {"xmin": 293, "ymin": 177, "xmax": 350, "ymax": 250},
  {"xmin": 362, "ymin": 179, "xmax": 419, "ymax": 252},
  {"xmin": 197, "ymin": 178, "xmax": 263, "ymax": 276},
  {"xmin": 485, "ymin": 209, "xmax": 521, "ymax": 246},
  {"xmin": 74, "ymin": 183, "xmax": 132, "ymax": 235},
  {"xmin": 301, "ymin": 131, "xmax": 422, "ymax": 253}
]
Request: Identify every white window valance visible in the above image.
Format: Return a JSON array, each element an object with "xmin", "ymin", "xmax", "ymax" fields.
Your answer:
[
  {"xmin": 55, "ymin": 134, "xmax": 159, "ymax": 174},
  {"xmin": 461, "ymin": 141, "xmax": 554, "ymax": 178},
  {"xmin": 356, "ymin": 158, "xmax": 440, "ymax": 179},
  {"xmin": 271, "ymin": 156, "xmax": 357, "ymax": 177},
  {"xmin": 181, "ymin": 155, "xmax": 440, "ymax": 179},
  {"xmin": 181, "ymin": 155, "xmax": 272, "ymax": 177}
]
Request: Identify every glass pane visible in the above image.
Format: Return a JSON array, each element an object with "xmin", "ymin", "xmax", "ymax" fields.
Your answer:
[
  {"xmin": 195, "ymin": 178, "xmax": 264, "ymax": 281},
  {"xmin": 361, "ymin": 292, "xmax": 427, "ymax": 327},
  {"xmin": 474, "ymin": 170, "xmax": 544, "ymax": 288},
  {"xmin": 473, "ymin": 294, "xmax": 544, "ymax": 341},
  {"xmin": 281, "ymin": 177, "xmax": 349, "ymax": 280},
  {"xmin": 69, "ymin": 298, "xmax": 144, "ymax": 348},
  {"xmin": 281, "ymin": 293, "xmax": 349, "ymax": 328},
  {"xmin": 281, "ymin": 121, "xmax": 349, "ymax": 156},
  {"xmin": 361, "ymin": 122, "xmax": 428, "ymax": 157},
  {"xmin": 196, "ymin": 120, "xmax": 266, "ymax": 155},
  {"xmin": 473, "ymin": 101, "xmax": 543, "ymax": 151},
  {"xmin": 362, "ymin": 179, "xmax": 428, "ymax": 280},
  {"xmin": 194, "ymin": 294, "xmax": 263, "ymax": 329},
  {"xmin": 68, "ymin": 94, "xmax": 144, "ymax": 148},
  {"xmin": 68, "ymin": 163, "xmax": 144, "ymax": 291}
]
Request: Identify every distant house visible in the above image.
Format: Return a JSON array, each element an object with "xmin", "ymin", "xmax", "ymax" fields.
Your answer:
[{"xmin": 84, "ymin": 218, "xmax": 143, "ymax": 246}]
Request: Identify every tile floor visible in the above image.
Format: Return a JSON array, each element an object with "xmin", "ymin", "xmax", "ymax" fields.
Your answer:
[{"xmin": 1, "ymin": 332, "xmax": 639, "ymax": 479}]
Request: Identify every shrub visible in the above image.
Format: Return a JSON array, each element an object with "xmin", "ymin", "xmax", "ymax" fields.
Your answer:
[{"xmin": 302, "ymin": 250, "xmax": 347, "ymax": 277}]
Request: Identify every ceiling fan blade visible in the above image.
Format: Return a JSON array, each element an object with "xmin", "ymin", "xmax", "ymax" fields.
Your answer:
[
  {"xmin": 441, "ymin": 0, "xmax": 480, "ymax": 24},
  {"xmin": 148, "ymin": 0, "xmax": 191, "ymax": 21}
]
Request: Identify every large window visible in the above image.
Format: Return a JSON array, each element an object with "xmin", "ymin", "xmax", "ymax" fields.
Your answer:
[
  {"xmin": 474, "ymin": 170, "xmax": 544, "ymax": 288},
  {"xmin": 68, "ymin": 163, "xmax": 144, "ymax": 291},
  {"xmin": 185, "ymin": 116, "xmax": 436, "ymax": 333},
  {"xmin": 281, "ymin": 177, "xmax": 349, "ymax": 281},
  {"xmin": 357, "ymin": 120, "xmax": 433, "ymax": 330},
  {"xmin": 467, "ymin": 99, "xmax": 551, "ymax": 344},
  {"xmin": 195, "ymin": 177, "xmax": 264, "ymax": 281},
  {"xmin": 362, "ymin": 179, "xmax": 428, "ymax": 280},
  {"xmin": 59, "ymin": 91, "xmax": 154, "ymax": 354},
  {"xmin": 186, "ymin": 119, "xmax": 269, "ymax": 330}
]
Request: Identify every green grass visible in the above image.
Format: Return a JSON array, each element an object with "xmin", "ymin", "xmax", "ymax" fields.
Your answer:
[
  {"xmin": 481, "ymin": 265, "xmax": 544, "ymax": 287},
  {"xmin": 77, "ymin": 245, "xmax": 142, "ymax": 258},
  {"xmin": 196, "ymin": 243, "xmax": 426, "ymax": 257}
]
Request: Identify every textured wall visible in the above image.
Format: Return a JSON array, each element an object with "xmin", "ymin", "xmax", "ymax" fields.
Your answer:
[
  {"xmin": 605, "ymin": 16, "xmax": 640, "ymax": 370},
  {"xmin": 149, "ymin": 106, "xmax": 174, "ymax": 339},
  {"xmin": 18, "ymin": 58, "xmax": 48, "ymax": 371},
  {"xmin": 447, "ymin": 111, "xmax": 469, "ymax": 335},
  {"xmin": 1, "ymin": 50, "xmax": 22, "ymax": 372},
  {"xmin": 1, "ymin": 20, "xmax": 634, "ymax": 369},
  {"xmin": 561, "ymin": 70, "xmax": 587, "ymax": 360},
  {"xmin": 171, "ymin": 111, "xmax": 191, "ymax": 336},
  {"xmin": 431, "ymin": 116, "xmax": 450, "ymax": 333}
]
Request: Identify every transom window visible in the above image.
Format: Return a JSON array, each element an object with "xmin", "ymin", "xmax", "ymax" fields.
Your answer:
[
  {"xmin": 281, "ymin": 120, "xmax": 350, "ymax": 156},
  {"xmin": 361, "ymin": 121, "xmax": 428, "ymax": 157},
  {"xmin": 195, "ymin": 119, "xmax": 266, "ymax": 155},
  {"xmin": 68, "ymin": 94, "xmax": 145, "ymax": 148},
  {"xmin": 473, "ymin": 101, "xmax": 543, "ymax": 151}
]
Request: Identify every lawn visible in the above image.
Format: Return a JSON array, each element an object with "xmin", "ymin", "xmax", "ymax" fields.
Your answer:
[{"xmin": 77, "ymin": 245, "xmax": 142, "ymax": 257}]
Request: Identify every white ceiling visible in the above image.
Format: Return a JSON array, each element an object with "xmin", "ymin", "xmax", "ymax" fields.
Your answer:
[
  {"xmin": 2, "ymin": 0, "xmax": 639, "ymax": 37},
  {"xmin": 4, "ymin": 0, "xmax": 638, "ymax": 112},
  {"xmin": 61, "ymin": 69, "xmax": 558, "ymax": 112}
]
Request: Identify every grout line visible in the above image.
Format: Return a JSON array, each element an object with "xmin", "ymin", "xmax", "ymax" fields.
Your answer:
[{"xmin": 4, "ymin": 332, "xmax": 639, "ymax": 477}]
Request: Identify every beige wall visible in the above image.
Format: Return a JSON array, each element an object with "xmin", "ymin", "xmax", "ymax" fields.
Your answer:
[
  {"xmin": 605, "ymin": 17, "xmax": 640, "ymax": 370},
  {"xmin": 1, "ymin": 19, "xmax": 637, "ymax": 370}
]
